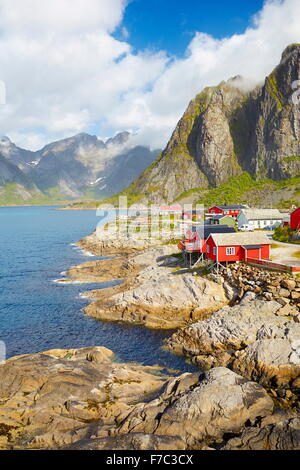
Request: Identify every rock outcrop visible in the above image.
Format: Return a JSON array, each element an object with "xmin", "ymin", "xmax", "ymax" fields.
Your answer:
[
  {"xmin": 86, "ymin": 271, "xmax": 227, "ymax": 329},
  {"xmin": 63, "ymin": 236, "xmax": 227, "ymax": 329},
  {"xmin": 167, "ymin": 297, "xmax": 300, "ymax": 388},
  {"xmin": 116, "ymin": 367, "xmax": 273, "ymax": 449},
  {"xmin": 0, "ymin": 349, "xmax": 275, "ymax": 450},
  {"xmin": 223, "ymin": 411, "xmax": 300, "ymax": 450},
  {"xmin": 0, "ymin": 347, "xmax": 169, "ymax": 450},
  {"xmin": 127, "ymin": 44, "xmax": 300, "ymax": 203},
  {"xmin": 77, "ymin": 228, "xmax": 162, "ymax": 256}
]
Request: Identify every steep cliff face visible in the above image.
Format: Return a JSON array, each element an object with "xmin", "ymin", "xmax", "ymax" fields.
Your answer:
[
  {"xmin": 249, "ymin": 44, "xmax": 300, "ymax": 180},
  {"xmin": 131, "ymin": 44, "xmax": 300, "ymax": 203}
]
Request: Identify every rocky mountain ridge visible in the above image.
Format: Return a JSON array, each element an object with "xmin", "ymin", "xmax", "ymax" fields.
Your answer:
[
  {"xmin": 0, "ymin": 132, "xmax": 159, "ymax": 203},
  {"xmin": 127, "ymin": 44, "xmax": 300, "ymax": 204}
]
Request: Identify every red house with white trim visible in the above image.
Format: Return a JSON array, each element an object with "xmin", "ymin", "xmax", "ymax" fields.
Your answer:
[
  {"xmin": 290, "ymin": 207, "xmax": 300, "ymax": 230},
  {"xmin": 205, "ymin": 232, "xmax": 271, "ymax": 264},
  {"xmin": 207, "ymin": 204, "xmax": 247, "ymax": 218}
]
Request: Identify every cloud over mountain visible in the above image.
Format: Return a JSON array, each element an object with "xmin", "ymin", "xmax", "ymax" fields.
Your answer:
[{"xmin": 0, "ymin": 0, "xmax": 300, "ymax": 150}]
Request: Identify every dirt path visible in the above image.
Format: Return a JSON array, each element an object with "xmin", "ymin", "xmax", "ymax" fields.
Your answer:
[{"xmin": 271, "ymin": 238, "xmax": 300, "ymax": 266}]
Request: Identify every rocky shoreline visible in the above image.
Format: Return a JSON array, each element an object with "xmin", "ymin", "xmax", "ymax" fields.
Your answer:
[
  {"xmin": 1, "ymin": 345, "xmax": 298, "ymax": 451},
  {"xmin": 1, "ymin": 225, "xmax": 300, "ymax": 450}
]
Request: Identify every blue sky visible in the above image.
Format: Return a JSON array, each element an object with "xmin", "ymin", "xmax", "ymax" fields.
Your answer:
[{"xmin": 116, "ymin": 0, "xmax": 265, "ymax": 56}]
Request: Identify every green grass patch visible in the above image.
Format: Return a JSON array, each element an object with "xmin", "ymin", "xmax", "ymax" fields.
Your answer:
[
  {"xmin": 195, "ymin": 172, "xmax": 271, "ymax": 206},
  {"xmin": 282, "ymin": 156, "xmax": 300, "ymax": 163}
]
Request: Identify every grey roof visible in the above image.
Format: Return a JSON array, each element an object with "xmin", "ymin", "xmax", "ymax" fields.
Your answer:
[
  {"xmin": 209, "ymin": 232, "xmax": 270, "ymax": 247},
  {"xmin": 195, "ymin": 225, "xmax": 236, "ymax": 239},
  {"xmin": 239, "ymin": 209, "xmax": 284, "ymax": 221},
  {"xmin": 216, "ymin": 205, "xmax": 247, "ymax": 210},
  {"xmin": 211, "ymin": 214, "xmax": 234, "ymax": 220}
]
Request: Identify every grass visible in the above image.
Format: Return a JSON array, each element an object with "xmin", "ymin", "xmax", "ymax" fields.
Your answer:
[
  {"xmin": 195, "ymin": 172, "xmax": 270, "ymax": 206},
  {"xmin": 282, "ymin": 156, "xmax": 300, "ymax": 163}
]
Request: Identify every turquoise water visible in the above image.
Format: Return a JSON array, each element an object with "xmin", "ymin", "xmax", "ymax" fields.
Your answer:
[{"xmin": 0, "ymin": 206, "xmax": 196, "ymax": 372}]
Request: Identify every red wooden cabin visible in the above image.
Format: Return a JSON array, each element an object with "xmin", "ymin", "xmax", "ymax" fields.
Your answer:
[
  {"xmin": 205, "ymin": 232, "xmax": 271, "ymax": 263},
  {"xmin": 290, "ymin": 207, "xmax": 300, "ymax": 230},
  {"xmin": 179, "ymin": 225, "xmax": 235, "ymax": 253},
  {"xmin": 207, "ymin": 204, "xmax": 247, "ymax": 218}
]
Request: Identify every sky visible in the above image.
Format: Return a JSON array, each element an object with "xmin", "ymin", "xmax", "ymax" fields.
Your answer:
[{"xmin": 0, "ymin": 0, "xmax": 299, "ymax": 151}]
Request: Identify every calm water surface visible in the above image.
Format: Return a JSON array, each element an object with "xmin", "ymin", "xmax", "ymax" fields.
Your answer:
[{"xmin": 0, "ymin": 206, "xmax": 197, "ymax": 372}]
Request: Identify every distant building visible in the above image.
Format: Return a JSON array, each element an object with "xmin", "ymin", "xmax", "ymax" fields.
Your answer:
[
  {"xmin": 207, "ymin": 204, "xmax": 247, "ymax": 218},
  {"xmin": 158, "ymin": 205, "xmax": 182, "ymax": 218},
  {"xmin": 205, "ymin": 232, "xmax": 271, "ymax": 264},
  {"xmin": 237, "ymin": 209, "xmax": 287, "ymax": 230},
  {"xmin": 290, "ymin": 207, "xmax": 300, "ymax": 230},
  {"xmin": 209, "ymin": 214, "xmax": 236, "ymax": 227},
  {"xmin": 182, "ymin": 210, "xmax": 203, "ymax": 221}
]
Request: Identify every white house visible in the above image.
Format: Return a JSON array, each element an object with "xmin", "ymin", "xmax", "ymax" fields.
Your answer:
[{"xmin": 237, "ymin": 209, "xmax": 288, "ymax": 230}]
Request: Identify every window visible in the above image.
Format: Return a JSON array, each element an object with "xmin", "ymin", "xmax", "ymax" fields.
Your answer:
[
  {"xmin": 207, "ymin": 245, "xmax": 210, "ymax": 253},
  {"xmin": 226, "ymin": 247, "xmax": 235, "ymax": 256},
  {"xmin": 213, "ymin": 247, "xmax": 217, "ymax": 255}
]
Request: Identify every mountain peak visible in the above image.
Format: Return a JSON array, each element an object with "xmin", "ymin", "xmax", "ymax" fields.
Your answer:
[
  {"xmin": 106, "ymin": 131, "xmax": 130, "ymax": 147},
  {"xmin": 281, "ymin": 43, "xmax": 300, "ymax": 62}
]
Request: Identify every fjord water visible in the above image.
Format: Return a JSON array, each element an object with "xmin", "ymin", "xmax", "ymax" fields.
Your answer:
[{"xmin": 0, "ymin": 206, "xmax": 196, "ymax": 372}]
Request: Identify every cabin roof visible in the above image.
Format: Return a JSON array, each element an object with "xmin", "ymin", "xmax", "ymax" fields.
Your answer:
[
  {"xmin": 239, "ymin": 209, "xmax": 285, "ymax": 220},
  {"xmin": 211, "ymin": 214, "xmax": 233, "ymax": 220},
  {"xmin": 214, "ymin": 204, "xmax": 247, "ymax": 210},
  {"xmin": 209, "ymin": 232, "xmax": 270, "ymax": 247},
  {"xmin": 191, "ymin": 224, "xmax": 235, "ymax": 238}
]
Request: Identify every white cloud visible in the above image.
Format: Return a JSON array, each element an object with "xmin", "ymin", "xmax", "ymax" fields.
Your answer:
[
  {"xmin": 0, "ymin": 0, "xmax": 300, "ymax": 151},
  {"xmin": 111, "ymin": 0, "xmax": 300, "ymax": 149}
]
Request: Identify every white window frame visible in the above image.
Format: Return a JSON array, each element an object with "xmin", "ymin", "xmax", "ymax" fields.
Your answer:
[
  {"xmin": 226, "ymin": 247, "xmax": 235, "ymax": 256},
  {"xmin": 213, "ymin": 247, "xmax": 217, "ymax": 255}
]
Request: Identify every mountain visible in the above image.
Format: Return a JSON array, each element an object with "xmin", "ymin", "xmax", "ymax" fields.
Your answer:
[
  {"xmin": 125, "ymin": 44, "xmax": 300, "ymax": 205},
  {"xmin": 0, "ymin": 136, "xmax": 36, "ymax": 173},
  {"xmin": 0, "ymin": 132, "xmax": 160, "ymax": 204},
  {"xmin": 0, "ymin": 153, "xmax": 45, "ymax": 204}
]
